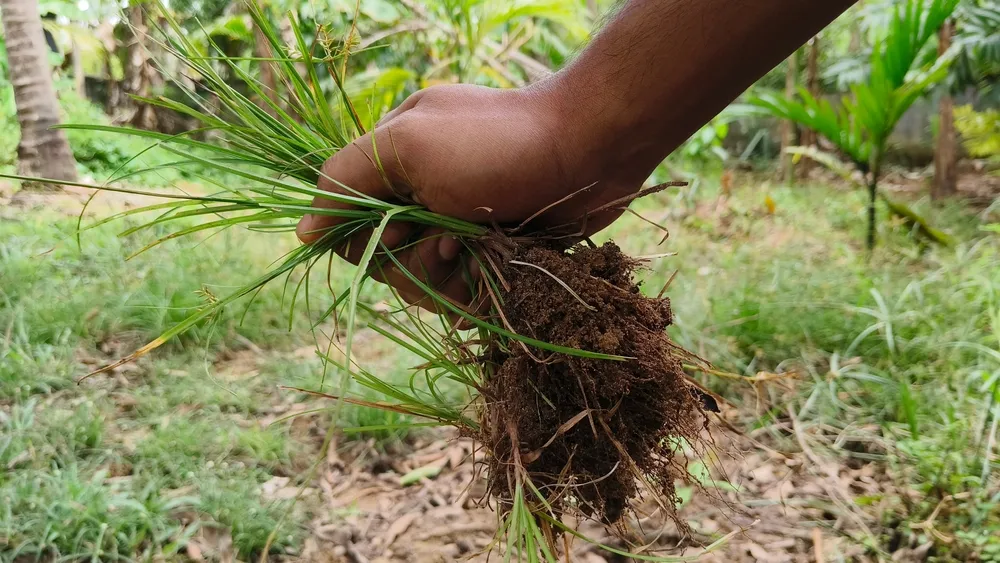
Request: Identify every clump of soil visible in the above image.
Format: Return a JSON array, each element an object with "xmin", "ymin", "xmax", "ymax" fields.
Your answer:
[{"xmin": 480, "ymin": 241, "xmax": 709, "ymax": 527}]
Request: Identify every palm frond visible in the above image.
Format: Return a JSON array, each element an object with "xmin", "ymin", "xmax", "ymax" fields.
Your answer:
[
  {"xmin": 875, "ymin": 0, "xmax": 959, "ymax": 90},
  {"xmin": 746, "ymin": 89, "xmax": 870, "ymax": 167}
]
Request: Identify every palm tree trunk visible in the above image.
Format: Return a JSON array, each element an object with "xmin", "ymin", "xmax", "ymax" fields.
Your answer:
[
  {"xmin": 779, "ymin": 50, "xmax": 798, "ymax": 183},
  {"xmin": 933, "ymin": 19, "xmax": 957, "ymax": 200},
  {"xmin": 250, "ymin": 1, "xmax": 280, "ymax": 117},
  {"xmin": 849, "ymin": 0, "xmax": 864, "ymax": 54},
  {"xmin": 279, "ymin": 17, "xmax": 306, "ymax": 122},
  {"xmin": 97, "ymin": 22, "xmax": 121, "ymax": 116},
  {"xmin": 124, "ymin": 2, "xmax": 159, "ymax": 130},
  {"xmin": 0, "ymin": 0, "xmax": 78, "ymax": 186},
  {"xmin": 799, "ymin": 35, "xmax": 821, "ymax": 177},
  {"xmin": 254, "ymin": 26, "xmax": 278, "ymax": 116},
  {"xmin": 71, "ymin": 38, "xmax": 85, "ymax": 97}
]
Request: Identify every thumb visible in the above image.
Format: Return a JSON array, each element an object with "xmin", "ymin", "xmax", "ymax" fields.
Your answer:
[{"xmin": 295, "ymin": 128, "xmax": 409, "ymax": 245}]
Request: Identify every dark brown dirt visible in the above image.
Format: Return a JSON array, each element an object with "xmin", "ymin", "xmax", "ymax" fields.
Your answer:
[{"xmin": 480, "ymin": 241, "xmax": 708, "ymax": 527}]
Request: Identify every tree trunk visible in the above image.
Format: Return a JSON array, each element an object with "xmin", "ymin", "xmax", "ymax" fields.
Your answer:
[
  {"xmin": 124, "ymin": 2, "xmax": 160, "ymax": 130},
  {"xmin": 799, "ymin": 36, "xmax": 821, "ymax": 177},
  {"xmin": 867, "ymin": 156, "xmax": 882, "ymax": 251},
  {"xmin": 254, "ymin": 26, "xmax": 279, "ymax": 116},
  {"xmin": 250, "ymin": 1, "xmax": 280, "ymax": 117},
  {"xmin": 0, "ymin": 0, "xmax": 78, "ymax": 186},
  {"xmin": 71, "ymin": 39, "xmax": 86, "ymax": 97},
  {"xmin": 105, "ymin": 55, "xmax": 121, "ymax": 114},
  {"xmin": 867, "ymin": 176, "xmax": 878, "ymax": 250},
  {"xmin": 779, "ymin": 50, "xmax": 798, "ymax": 183},
  {"xmin": 278, "ymin": 17, "xmax": 306, "ymax": 121},
  {"xmin": 96, "ymin": 21, "xmax": 121, "ymax": 115},
  {"xmin": 849, "ymin": 0, "xmax": 864, "ymax": 54},
  {"xmin": 933, "ymin": 19, "xmax": 957, "ymax": 200}
]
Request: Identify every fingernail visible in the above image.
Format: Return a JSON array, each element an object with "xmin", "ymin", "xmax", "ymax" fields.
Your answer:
[{"xmin": 439, "ymin": 236, "xmax": 461, "ymax": 261}]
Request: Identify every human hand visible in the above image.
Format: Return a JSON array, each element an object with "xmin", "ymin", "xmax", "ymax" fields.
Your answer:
[{"xmin": 295, "ymin": 83, "xmax": 648, "ymax": 312}]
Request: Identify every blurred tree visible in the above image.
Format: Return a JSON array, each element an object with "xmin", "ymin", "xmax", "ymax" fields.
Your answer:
[
  {"xmin": 33, "ymin": 0, "xmax": 117, "ymax": 108},
  {"xmin": 123, "ymin": 0, "xmax": 162, "ymax": 129},
  {"xmin": 799, "ymin": 35, "xmax": 822, "ymax": 177},
  {"xmin": 933, "ymin": 18, "xmax": 957, "ymax": 199},
  {"xmin": 951, "ymin": 0, "xmax": 1000, "ymax": 100},
  {"xmin": 250, "ymin": 1, "xmax": 279, "ymax": 117},
  {"xmin": 0, "ymin": 0, "xmax": 77, "ymax": 186},
  {"xmin": 932, "ymin": 0, "xmax": 999, "ymax": 199},
  {"xmin": 954, "ymin": 105, "xmax": 999, "ymax": 163},
  {"xmin": 353, "ymin": 0, "xmax": 589, "ymax": 87},
  {"xmin": 778, "ymin": 49, "xmax": 798, "ymax": 183}
]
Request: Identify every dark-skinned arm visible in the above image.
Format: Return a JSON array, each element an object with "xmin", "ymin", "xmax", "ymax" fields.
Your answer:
[{"xmin": 297, "ymin": 0, "xmax": 855, "ymax": 308}]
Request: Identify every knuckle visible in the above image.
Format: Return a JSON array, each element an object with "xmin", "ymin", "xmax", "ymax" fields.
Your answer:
[
  {"xmin": 419, "ymin": 84, "xmax": 448, "ymax": 97},
  {"xmin": 319, "ymin": 153, "xmax": 346, "ymax": 189}
]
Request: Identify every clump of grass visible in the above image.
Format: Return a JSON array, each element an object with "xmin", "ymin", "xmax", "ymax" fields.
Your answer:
[
  {"xmin": 2, "ymin": 2, "xmax": 720, "ymax": 559},
  {"xmin": 197, "ymin": 472, "xmax": 304, "ymax": 559},
  {"xmin": 0, "ymin": 464, "xmax": 197, "ymax": 561},
  {"xmin": 0, "ymin": 399, "xmax": 106, "ymax": 470}
]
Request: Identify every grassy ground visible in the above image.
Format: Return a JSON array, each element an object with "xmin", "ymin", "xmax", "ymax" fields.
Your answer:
[
  {"xmin": 1, "ymin": 172, "xmax": 999, "ymax": 561},
  {"xmin": 0, "ymin": 199, "xmax": 420, "ymax": 561}
]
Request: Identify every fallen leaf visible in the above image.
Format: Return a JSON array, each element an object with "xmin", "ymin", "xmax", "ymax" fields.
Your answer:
[
  {"xmin": 748, "ymin": 542, "xmax": 792, "ymax": 563},
  {"xmin": 764, "ymin": 194, "xmax": 776, "ymax": 215},
  {"xmin": 261, "ymin": 476, "xmax": 290, "ymax": 497},
  {"xmin": 186, "ymin": 541, "xmax": 204, "ymax": 562},
  {"xmin": 446, "ymin": 444, "xmax": 465, "ymax": 469},
  {"xmin": 382, "ymin": 512, "xmax": 420, "ymax": 547}
]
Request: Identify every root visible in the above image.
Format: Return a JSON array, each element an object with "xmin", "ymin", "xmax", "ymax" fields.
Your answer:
[{"xmin": 479, "ymin": 241, "xmax": 709, "ymax": 529}]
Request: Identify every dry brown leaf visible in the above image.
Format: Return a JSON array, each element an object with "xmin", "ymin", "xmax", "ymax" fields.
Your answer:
[
  {"xmin": 521, "ymin": 409, "xmax": 591, "ymax": 464},
  {"xmin": 749, "ymin": 462, "xmax": 779, "ymax": 485},
  {"xmin": 261, "ymin": 476, "xmax": 290, "ymax": 496},
  {"xmin": 188, "ymin": 527, "xmax": 234, "ymax": 563},
  {"xmin": 331, "ymin": 485, "xmax": 393, "ymax": 508},
  {"xmin": 185, "ymin": 541, "xmax": 204, "ymax": 562},
  {"xmin": 747, "ymin": 542, "xmax": 792, "ymax": 563},
  {"xmin": 446, "ymin": 444, "xmax": 466, "ymax": 469},
  {"xmin": 381, "ymin": 511, "xmax": 421, "ymax": 548}
]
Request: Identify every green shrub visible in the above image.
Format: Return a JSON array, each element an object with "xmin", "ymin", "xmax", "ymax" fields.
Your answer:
[{"xmin": 956, "ymin": 105, "xmax": 1000, "ymax": 161}]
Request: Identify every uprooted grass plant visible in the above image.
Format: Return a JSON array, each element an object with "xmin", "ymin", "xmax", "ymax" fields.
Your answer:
[{"xmin": 2, "ymin": 2, "xmax": 729, "ymax": 559}]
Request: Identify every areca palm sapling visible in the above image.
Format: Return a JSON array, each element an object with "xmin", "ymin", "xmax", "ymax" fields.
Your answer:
[{"xmin": 749, "ymin": 0, "xmax": 959, "ymax": 249}]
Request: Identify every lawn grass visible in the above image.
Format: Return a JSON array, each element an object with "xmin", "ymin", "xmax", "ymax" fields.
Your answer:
[
  {"xmin": 605, "ymin": 174, "xmax": 1000, "ymax": 556},
  {"xmin": 0, "ymin": 206, "xmax": 406, "ymax": 561},
  {"xmin": 2, "ymin": 173, "xmax": 999, "ymax": 560}
]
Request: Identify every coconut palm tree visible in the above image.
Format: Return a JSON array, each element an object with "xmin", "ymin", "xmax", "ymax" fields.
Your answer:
[{"xmin": 0, "ymin": 0, "xmax": 77, "ymax": 186}]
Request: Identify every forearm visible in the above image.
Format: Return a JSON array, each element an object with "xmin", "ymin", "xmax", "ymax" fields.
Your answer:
[{"xmin": 536, "ymin": 0, "xmax": 855, "ymax": 182}]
